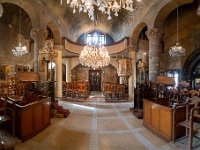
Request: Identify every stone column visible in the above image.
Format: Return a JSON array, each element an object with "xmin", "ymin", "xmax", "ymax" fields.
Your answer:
[
  {"xmin": 146, "ymin": 28, "xmax": 163, "ymax": 88},
  {"xmin": 128, "ymin": 49, "xmax": 136, "ymax": 101},
  {"xmin": 30, "ymin": 27, "xmax": 48, "ymax": 73},
  {"xmin": 54, "ymin": 45, "xmax": 63, "ymax": 98},
  {"xmin": 66, "ymin": 58, "xmax": 72, "ymax": 82}
]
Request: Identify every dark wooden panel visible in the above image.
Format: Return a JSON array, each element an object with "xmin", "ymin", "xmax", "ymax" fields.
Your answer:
[
  {"xmin": 15, "ymin": 97, "xmax": 51, "ymax": 142},
  {"xmin": 18, "ymin": 72, "xmax": 38, "ymax": 81},
  {"xmin": 34, "ymin": 104, "xmax": 43, "ymax": 130},
  {"xmin": 21, "ymin": 108, "xmax": 33, "ymax": 137}
]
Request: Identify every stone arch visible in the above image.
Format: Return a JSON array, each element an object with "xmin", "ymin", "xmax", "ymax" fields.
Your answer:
[
  {"xmin": 154, "ymin": 0, "xmax": 193, "ymax": 29},
  {"xmin": 131, "ymin": 22, "xmax": 147, "ymax": 46},
  {"xmin": 2, "ymin": 0, "xmax": 40, "ymax": 28},
  {"xmin": 47, "ymin": 21, "xmax": 62, "ymax": 45},
  {"xmin": 182, "ymin": 48, "xmax": 200, "ymax": 81}
]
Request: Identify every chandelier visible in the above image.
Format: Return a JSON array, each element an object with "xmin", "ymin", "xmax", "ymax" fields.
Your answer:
[
  {"xmin": 79, "ymin": 43, "xmax": 110, "ymax": 69},
  {"xmin": 60, "ymin": 0, "xmax": 142, "ymax": 20},
  {"xmin": 0, "ymin": 1, "xmax": 3, "ymax": 17},
  {"xmin": 12, "ymin": 3, "xmax": 28, "ymax": 57},
  {"xmin": 169, "ymin": 3, "xmax": 185, "ymax": 57}
]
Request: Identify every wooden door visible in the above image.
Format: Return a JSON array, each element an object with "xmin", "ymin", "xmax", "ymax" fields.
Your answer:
[{"xmin": 89, "ymin": 70, "xmax": 102, "ymax": 91}]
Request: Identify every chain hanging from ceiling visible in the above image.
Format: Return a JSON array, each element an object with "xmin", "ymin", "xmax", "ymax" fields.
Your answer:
[
  {"xmin": 12, "ymin": 3, "xmax": 28, "ymax": 57},
  {"xmin": 169, "ymin": 3, "xmax": 186, "ymax": 57}
]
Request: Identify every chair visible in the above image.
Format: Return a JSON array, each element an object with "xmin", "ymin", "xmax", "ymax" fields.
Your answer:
[
  {"xmin": 111, "ymin": 83, "xmax": 120, "ymax": 99},
  {"xmin": 118, "ymin": 84, "xmax": 126, "ymax": 99},
  {"xmin": 14, "ymin": 83, "xmax": 26, "ymax": 96},
  {"xmin": 188, "ymin": 90, "xmax": 199, "ymax": 98},
  {"xmin": 173, "ymin": 97, "xmax": 200, "ymax": 149},
  {"xmin": 0, "ymin": 93, "xmax": 12, "ymax": 133},
  {"xmin": 103, "ymin": 82, "xmax": 112, "ymax": 100},
  {"xmin": 168, "ymin": 88, "xmax": 179, "ymax": 105},
  {"xmin": 78, "ymin": 82, "xmax": 88, "ymax": 99},
  {"xmin": 0, "ymin": 94, "xmax": 15, "ymax": 150},
  {"xmin": 62, "ymin": 81, "xmax": 67, "ymax": 97}
]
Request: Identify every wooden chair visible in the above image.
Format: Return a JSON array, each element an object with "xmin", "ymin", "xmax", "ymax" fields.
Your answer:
[
  {"xmin": 118, "ymin": 84, "xmax": 126, "ymax": 99},
  {"xmin": 6, "ymin": 77, "xmax": 19, "ymax": 96},
  {"xmin": 111, "ymin": 83, "xmax": 119, "ymax": 99},
  {"xmin": 103, "ymin": 82, "xmax": 112, "ymax": 100},
  {"xmin": 0, "ymin": 93, "xmax": 12, "ymax": 133},
  {"xmin": 78, "ymin": 82, "xmax": 88, "ymax": 99},
  {"xmin": 0, "ymin": 94, "xmax": 15, "ymax": 150},
  {"xmin": 66, "ymin": 82, "xmax": 73, "ymax": 98},
  {"xmin": 168, "ymin": 88, "xmax": 179, "ymax": 105},
  {"xmin": 188, "ymin": 90, "xmax": 199, "ymax": 98},
  {"xmin": 15, "ymin": 83, "xmax": 26, "ymax": 96},
  {"xmin": 62, "ymin": 81, "xmax": 67, "ymax": 97},
  {"xmin": 173, "ymin": 98, "xmax": 200, "ymax": 149}
]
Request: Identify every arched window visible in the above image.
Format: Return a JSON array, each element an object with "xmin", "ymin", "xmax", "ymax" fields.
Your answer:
[
  {"xmin": 86, "ymin": 31, "xmax": 105, "ymax": 45},
  {"xmin": 77, "ymin": 30, "xmax": 114, "ymax": 45},
  {"xmin": 86, "ymin": 34, "xmax": 92, "ymax": 44}
]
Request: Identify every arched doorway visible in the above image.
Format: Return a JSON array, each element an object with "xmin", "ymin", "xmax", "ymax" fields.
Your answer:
[
  {"xmin": 182, "ymin": 48, "xmax": 200, "ymax": 89},
  {"xmin": 89, "ymin": 70, "xmax": 102, "ymax": 91}
]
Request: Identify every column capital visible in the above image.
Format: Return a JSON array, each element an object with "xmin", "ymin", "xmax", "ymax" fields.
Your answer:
[
  {"xmin": 127, "ymin": 45, "xmax": 137, "ymax": 52},
  {"xmin": 30, "ymin": 27, "xmax": 48, "ymax": 40},
  {"xmin": 145, "ymin": 28, "xmax": 163, "ymax": 40},
  {"xmin": 54, "ymin": 45, "xmax": 64, "ymax": 51}
]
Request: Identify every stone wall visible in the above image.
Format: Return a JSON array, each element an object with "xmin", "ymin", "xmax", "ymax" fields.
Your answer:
[
  {"xmin": 0, "ymin": 22, "xmax": 33, "ymax": 76},
  {"xmin": 71, "ymin": 64, "xmax": 118, "ymax": 84}
]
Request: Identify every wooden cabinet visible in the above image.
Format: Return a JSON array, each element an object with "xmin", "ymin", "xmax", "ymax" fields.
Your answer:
[
  {"xmin": 143, "ymin": 98, "xmax": 187, "ymax": 142},
  {"xmin": 143, "ymin": 99, "xmax": 173, "ymax": 141},
  {"xmin": 15, "ymin": 97, "xmax": 51, "ymax": 142}
]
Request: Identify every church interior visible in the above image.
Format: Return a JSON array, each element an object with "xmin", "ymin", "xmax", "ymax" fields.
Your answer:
[{"xmin": 1, "ymin": 0, "xmax": 200, "ymax": 149}]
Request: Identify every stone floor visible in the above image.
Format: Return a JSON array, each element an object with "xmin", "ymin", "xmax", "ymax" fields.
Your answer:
[{"xmin": 2, "ymin": 92, "xmax": 199, "ymax": 150}]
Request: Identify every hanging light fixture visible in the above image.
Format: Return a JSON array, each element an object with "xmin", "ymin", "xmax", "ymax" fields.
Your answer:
[
  {"xmin": 79, "ymin": 42, "xmax": 110, "ymax": 69},
  {"xmin": 0, "ymin": 1, "xmax": 3, "ymax": 17},
  {"xmin": 60, "ymin": 0, "xmax": 142, "ymax": 20},
  {"xmin": 169, "ymin": 3, "xmax": 186, "ymax": 57},
  {"xmin": 12, "ymin": 3, "xmax": 28, "ymax": 57},
  {"xmin": 79, "ymin": 15, "xmax": 110, "ymax": 69}
]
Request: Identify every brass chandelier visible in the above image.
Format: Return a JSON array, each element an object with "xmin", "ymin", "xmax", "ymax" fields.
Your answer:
[
  {"xmin": 169, "ymin": 3, "xmax": 185, "ymax": 57},
  {"xmin": 12, "ymin": 3, "xmax": 28, "ymax": 57},
  {"xmin": 60, "ymin": 0, "xmax": 142, "ymax": 20},
  {"xmin": 79, "ymin": 43, "xmax": 110, "ymax": 69}
]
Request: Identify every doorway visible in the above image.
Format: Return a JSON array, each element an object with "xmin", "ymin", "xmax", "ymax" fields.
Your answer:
[{"xmin": 89, "ymin": 70, "xmax": 102, "ymax": 91}]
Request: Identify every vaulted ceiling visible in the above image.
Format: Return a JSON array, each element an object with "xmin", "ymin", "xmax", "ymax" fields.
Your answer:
[{"xmin": 0, "ymin": 0, "xmax": 197, "ymax": 43}]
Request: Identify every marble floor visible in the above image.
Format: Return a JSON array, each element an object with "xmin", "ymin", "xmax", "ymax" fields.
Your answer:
[{"xmin": 5, "ymin": 92, "xmax": 195, "ymax": 150}]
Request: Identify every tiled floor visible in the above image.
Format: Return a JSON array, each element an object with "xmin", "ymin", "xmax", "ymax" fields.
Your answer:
[{"xmin": 5, "ymin": 92, "xmax": 193, "ymax": 149}]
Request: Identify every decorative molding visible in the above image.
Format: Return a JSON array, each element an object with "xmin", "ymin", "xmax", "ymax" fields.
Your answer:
[
  {"xmin": 30, "ymin": 27, "xmax": 48, "ymax": 40},
  {"xmin": 145, "ymin": 28, "xmax": 163, "ymax": 39}
]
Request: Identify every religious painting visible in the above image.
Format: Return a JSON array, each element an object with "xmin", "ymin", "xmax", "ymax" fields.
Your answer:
[{"xmin": 0, "ymin": 65, "xmax": 11, "ymax": 80}]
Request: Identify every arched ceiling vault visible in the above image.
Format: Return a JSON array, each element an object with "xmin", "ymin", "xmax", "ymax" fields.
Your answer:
[
  {"xmin": 1, "ymin": 0, "xmax": 196, "ymax": 47},
  {"xmin": 154, "ymin": 0, "xmax": 194, "ymax": 29},
  {"xmin": 47, "ymin": 21, "xmax": 62, "ymax": 45},
  {"xmin": 2, "ymin": 0, "xmax": 40, "ymax": 28},
  {"xmin": 131, "ymin": 22, "xmax": 147, "ymax": 47}
]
